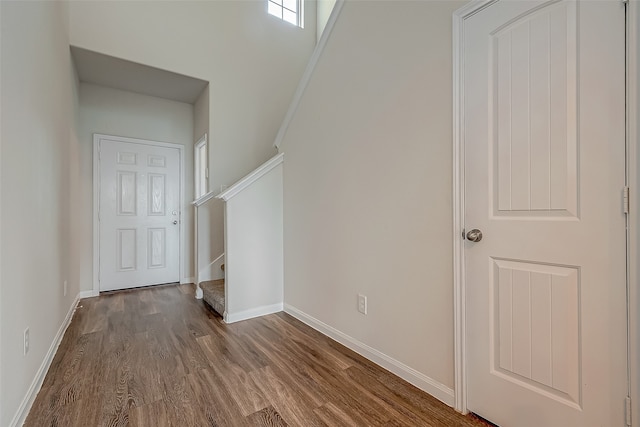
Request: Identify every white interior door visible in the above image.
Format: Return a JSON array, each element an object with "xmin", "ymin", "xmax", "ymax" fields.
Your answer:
[
  {"xmin": 463, "ymin": 1, "xmax": 627, "ymax": 426},
  {"xmin": 98, "ymin": 136, "xmax": 181, "ymax": 291}
]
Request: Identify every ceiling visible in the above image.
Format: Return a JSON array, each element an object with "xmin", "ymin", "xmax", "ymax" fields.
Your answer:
[{"xmin": 71, "ymin": 46, "xmax": 208, "ymax": 104}]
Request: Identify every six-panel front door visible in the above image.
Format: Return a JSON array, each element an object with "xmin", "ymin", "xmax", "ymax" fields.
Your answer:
[
  {"xmin": 98, "ymin": 137, "xmax": 181, "ymax": 291},
  {"xmin": 463, "ymin": 1, "xmax": 627, "ymax": 426}
]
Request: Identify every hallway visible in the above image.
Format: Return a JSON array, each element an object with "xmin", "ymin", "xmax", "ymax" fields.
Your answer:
[{"xmin": 24, "ymin": 284, "xmax": 487, "ymax": 426}]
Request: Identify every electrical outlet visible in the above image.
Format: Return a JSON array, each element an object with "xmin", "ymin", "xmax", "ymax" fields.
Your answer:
[
  {"xmin": 24, "ymin": 328, "xmax": 30, "ymax": 355},
  {"xmin": 358, "ymin": 294, "xmax": 368, "ymax": 315},
  {"xmin": 63, "ymin": 280, "xmax": 68, "ymax": 297}
]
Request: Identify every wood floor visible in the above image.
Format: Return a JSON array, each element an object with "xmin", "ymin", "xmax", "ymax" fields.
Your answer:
[{"xmin": 25, "ymin": 284, "xmax": 488, "ymax": 427}]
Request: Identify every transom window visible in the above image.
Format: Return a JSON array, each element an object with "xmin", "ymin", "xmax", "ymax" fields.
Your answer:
[{"xmin": 268, "ymin": 0, "xmax": 303, "ymax": 27}]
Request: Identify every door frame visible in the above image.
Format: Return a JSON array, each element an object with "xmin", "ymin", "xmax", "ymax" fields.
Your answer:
[
  {"xmin": 92, "ymin": 133, "xmax": 186, "ymax": 294},
  {"xmin": 452, "ymin": 0, "xmax": 639, "ymax": 416},
  {"xmin": 626, "ymin": 0, "xmax": 639, "ymax": 422}
]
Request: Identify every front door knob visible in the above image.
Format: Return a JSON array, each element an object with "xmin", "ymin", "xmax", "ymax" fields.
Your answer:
[{"xmin": 466, "ymin": 229, "xmax": 483, "ymax": 242}]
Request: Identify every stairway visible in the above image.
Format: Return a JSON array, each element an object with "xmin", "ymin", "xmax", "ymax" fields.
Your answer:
[
  {"xmin": 201, "ymin": 263, "xmax": 225, "ymax": 316},
  {"xmin": 201, "ymin": 279, "xmax": 225, "ymax": 316}
]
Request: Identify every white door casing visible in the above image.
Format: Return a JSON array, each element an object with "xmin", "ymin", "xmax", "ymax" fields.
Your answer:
[
  {"xmin": 456, "ymin": 1, "xmax": 627, "ymax": 426},
  {"xmin": 94, "ymin": 135, "xmax": 182, "ymax": 292}
]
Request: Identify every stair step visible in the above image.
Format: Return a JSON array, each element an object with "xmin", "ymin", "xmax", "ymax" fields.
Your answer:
[{"xmin": 201, "ymin": 279, "xmax": 225, "ymax": 316}]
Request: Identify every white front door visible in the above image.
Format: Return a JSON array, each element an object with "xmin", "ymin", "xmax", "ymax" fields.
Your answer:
[
  {"xmin": 463, "ymin": 1, "xmax": 627, "ymax": 426},
  {"xmin": 97, "ymin": 136, "xmax": 181, "ymax": 291}
]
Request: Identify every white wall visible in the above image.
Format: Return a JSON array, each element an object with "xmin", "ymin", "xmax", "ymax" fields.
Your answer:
[
  {"xmin": 69, "ymin": 0, "xmax": 317, "ymax": 193},
  {"xmin": 196, "ymin": 199, "xmax": 226, "ymax": 282},
  {"xmin": 0, "ymin": 1, "xmax": 80, "ymax": 424},
  {"xmin": 317, "ymin": 0, "xmax": 337, "ymax": 41},
  {"xmin": 280, "ymin": 0, "xmax": 465, "ymax": 395},
  {"xmin": 194, "ymin": 86, "xmax": 209, "ymax": 149},
  {"xmin": 225, "ymin": 161, "xmax": 283, "ymax": 322},
  {"xmin": 78, "ymin": 83, "xmax": 194, "ymax": 287},
  {"xmin": 192, "ymin": 84, "xmax": 225, "ymax": 282},
  {"xmin": 69, "ymin": 1, "xmax": 316, "ymax": 292}
]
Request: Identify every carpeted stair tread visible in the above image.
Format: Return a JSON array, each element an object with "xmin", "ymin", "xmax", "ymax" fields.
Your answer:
[{"xmin": 201, "ymin": 279, "xmax": 225, "ymax": 316}]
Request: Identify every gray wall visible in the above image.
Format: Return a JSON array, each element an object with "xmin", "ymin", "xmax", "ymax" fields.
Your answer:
[
  {"xmin": 68, "ymin": 0, "xmax": 318, "ymax": 293},
  {"xmin": 280, "ymin": 1, "xmax": 465, "ymax": 392},
  {"xmin": 1, "ymin": 2, "xmax": 80, "ymax": 424},
  {"xmin": 69, "ymin": 0, "xmax": 318, "ymax": 192}
]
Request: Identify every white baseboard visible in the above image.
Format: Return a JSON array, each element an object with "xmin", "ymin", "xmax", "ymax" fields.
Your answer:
[
  {"xmin": 284, "ymin": 304, "xmax": 455, "ymax": 407},
  {"xmin": 180, "ymin": 277, "xmax": 195, "ymax": 285},
  {"xmin": 225, "ymin": 302, "xmax": 283, "ymax": 324},
  {"xmin": 9, "ymin": 295, "xmax": 80, "ymax": 427},
  {"xmin": 78, "ymin": 290, "xmax": 99, "ymax": 299}
]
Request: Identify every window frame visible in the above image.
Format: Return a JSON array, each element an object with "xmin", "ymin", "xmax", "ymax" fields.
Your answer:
[{"xmin": 267, "ymin": 0, "xmax": 304, "ymax": 28}]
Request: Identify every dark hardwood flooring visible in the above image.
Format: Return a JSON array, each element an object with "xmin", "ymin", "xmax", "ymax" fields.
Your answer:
[{"xmin": 25, "ymin": 284, "xmax": 488, "ymax": 426}]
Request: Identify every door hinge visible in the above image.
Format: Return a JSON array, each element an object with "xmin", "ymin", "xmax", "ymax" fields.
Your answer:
[
  {"xmin": 624, "ymin": 186, "xmax": 630, "ymax": 214},
  {"xmin": 626, "ymin": 396, "xmax": 632, "ymax": 426},
  {"xmin": 205, "ymin": 168, "xmax": 209, "ymax": 179}
]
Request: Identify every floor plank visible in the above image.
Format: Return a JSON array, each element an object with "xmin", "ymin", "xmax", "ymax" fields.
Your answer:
[
  {"xmin": 25, "ymin": 283, "xmax": 490, "ymax": 427},
  {"xmin": 246, "ymin": 406, "xmax": 289, "ymax": 427}
]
